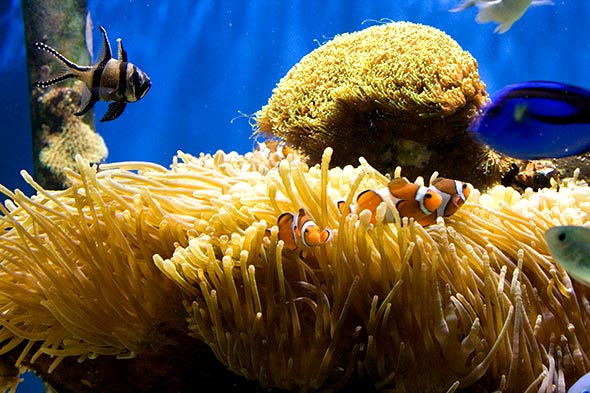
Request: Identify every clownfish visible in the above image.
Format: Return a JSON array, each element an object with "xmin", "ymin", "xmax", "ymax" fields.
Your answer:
[
  {"xmin": 34, "ymin": 26, "xmax": 151, "ymax": 122},
  {"xmin": 419, "ymin": 178, "xmax": 471, "ymax": 226},
  {"xmin": 277, "ymin": 208, "xmax": 332, "ymax": 251},
  {"xmin": 339, "ymin": 177, "xmax": 443, "ymax": 226}
]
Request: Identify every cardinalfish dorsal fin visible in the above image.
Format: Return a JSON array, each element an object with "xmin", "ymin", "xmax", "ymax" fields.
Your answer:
[
  {"xmin": 117, "ymin": 38, "xmax": 128, "ymax": 62},
  {"xmin": 96, "ymin": 25, "xmax": 113, "ymax": 64}
]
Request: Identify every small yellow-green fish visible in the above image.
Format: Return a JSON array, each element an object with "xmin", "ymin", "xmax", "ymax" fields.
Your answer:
[
  {"xmin": 544, "ymin": 225, "xmax": 590, "ymax": 286},
  {"xmin": 34, "ymin": 26, "xmax": 151, "ymax": 122}
]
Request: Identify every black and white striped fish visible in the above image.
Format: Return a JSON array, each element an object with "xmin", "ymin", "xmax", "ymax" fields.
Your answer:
[{"xmin": 34, "ymin": 26, "xmax": 151, "ymax": 122}]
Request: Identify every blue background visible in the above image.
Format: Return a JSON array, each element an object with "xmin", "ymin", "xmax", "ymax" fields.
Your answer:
[{"xmin": 0, "ymin": 0, "xmax": 589, "ymax": 391}]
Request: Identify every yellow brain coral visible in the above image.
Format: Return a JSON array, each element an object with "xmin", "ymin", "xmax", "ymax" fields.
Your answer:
[
  {"xmin": 1, "ymin": 148, "xmax": 590, "ymax": 392},
  {"xmin": 255, "ymin": 22, "xmax": 488, "ymax": 186}
]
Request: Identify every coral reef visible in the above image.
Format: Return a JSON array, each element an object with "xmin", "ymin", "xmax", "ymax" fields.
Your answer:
[
  {"xmin": 0, "ymin": 148, "xmax": 590, "ymax": 392},
  {"xmin": 255, "ymin": 22, "xmax": 498, "ymax": 188},
  {"xmin": 33, "ymin": 85, "xmax": 108, "ymax": 189}
]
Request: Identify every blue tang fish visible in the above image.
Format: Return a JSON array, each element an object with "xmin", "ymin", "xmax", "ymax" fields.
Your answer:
[
  {"xmin": 568, "ymin": 372, "xmax": 590, "ymax": 393},
  {"xmin": 469, "ymin": 81, "xmax": 590, "ymax": 160},
  {"xmin": 544, "ymin": 225, "xmax": 590, "ymax": 287}
]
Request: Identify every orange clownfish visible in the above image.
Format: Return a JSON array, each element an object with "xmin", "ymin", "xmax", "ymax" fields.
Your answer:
[
  {"xmin": 338, "ymin": 177, "xmax": 443, "ymax": 226},
  {"xmin": 277, "ymin": 208, "xmax": 333, "ymax": 251},
  {"xmin": 420, "ymin": 177, "xmax": 471, "ymax": 226}
]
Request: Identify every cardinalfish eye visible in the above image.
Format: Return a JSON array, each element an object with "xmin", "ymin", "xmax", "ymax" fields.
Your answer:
[{"xmin": 558, "ymin": 232, "xmax": 566, "ymax": 242}]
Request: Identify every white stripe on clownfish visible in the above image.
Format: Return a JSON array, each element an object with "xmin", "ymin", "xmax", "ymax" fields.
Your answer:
[{"xmin": 431, "ymin": 177, "xmax": 471, "ymax": 218}]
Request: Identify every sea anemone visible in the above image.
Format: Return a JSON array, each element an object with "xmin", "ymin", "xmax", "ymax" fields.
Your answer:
[
  {"xmin": 255, "ymin": 21, "xmax": 492, "ymax": 187},
  {"xmin": 0, "ymin": 157, "xmax": 183, "ymax": 374},
  {"xmin": 1, "ymin": 148, "xmax": 589, "ymax": 391},
  {"xmin": 156, "ymin": 148, "xmax": 590, "ymax": 391}
]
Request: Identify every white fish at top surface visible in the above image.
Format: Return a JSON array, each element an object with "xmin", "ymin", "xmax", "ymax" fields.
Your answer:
[
  {"xmin": 451, "ymin": 0, "xmax": 553, "ymax": 33},
  {"xmin": 544, "ymin": 226, "xmax": 590, "ymax": 287}
]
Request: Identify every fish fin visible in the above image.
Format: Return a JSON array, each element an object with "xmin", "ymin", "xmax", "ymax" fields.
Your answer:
[
  {"xmin": 449, "ymin": 0, "xmax": 476, "ymax": 12},
  {"xmin": 387, "ymin": 177, "xmax": 410, "ymax": 191},
  {"xmin": 394, "ymin": 199, "xmax": 411, "ymax": 221},
  {"xmin": 97, "ymin": 26, "xmax": 113, "ymax": 64},
  {"xmin": 78, "ymin": 83, "xmax": 92, "ymax": 110},
  {"xmin": 388, "ymin": 178, "xmax": 418, "ymax": 203},
  {"xmin": 417, "ymin": 214, "xmax": 436, "ymax": 227},
  {"xmin": 337, "ymin": 200, "xmax": 350, "ymax": 215},
  {"xmin": 117, "ymin": 38, "xmax": 128, "ymax": 62},
  {"xmin": 450, "ymin": 0, "xmax": 500, "ymax": 12},
  {"xmin": 320, "ymin": 228, "xmax": 333, "ymax": 244},
  {"xmin": 85, "ymin": 11, "xmax": 94, "ymax": 62},
  {"xmin": 74, "ymin": 87, "xmax": 99, "ymax": 116},
  {"xmin": 100, "ymin": 101, "xmax": 127, "ymax": 122},
  {"xmin": 33, "ymin": 72, "xmax": 76, "ymax": 88},
  {"xmin": 531, "ymin": 0, "xmax": 553, "ymax": 6},
  {"xmin": 34, "ymin": 41, "xmax": 90, "ymax": 72}
]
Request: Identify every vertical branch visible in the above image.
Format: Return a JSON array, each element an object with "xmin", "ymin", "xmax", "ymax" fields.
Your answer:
[{"xmin": 22, "ymin": 0, "xmax": 107, "ymax": 190}]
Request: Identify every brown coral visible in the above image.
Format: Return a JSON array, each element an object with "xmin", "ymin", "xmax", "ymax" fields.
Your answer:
[
  {"xmin": 255, "ymin": 22, "xmax": 492, "ymax": 187},
  {"xmin": 1, "ymin": 148, "xmax": 590, "ymax": 392}
]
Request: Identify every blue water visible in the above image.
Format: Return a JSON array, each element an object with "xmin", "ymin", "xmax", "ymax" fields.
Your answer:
[{"xmin": 0, "ymin": 0, "xmax": 589, "ymax": 391}]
